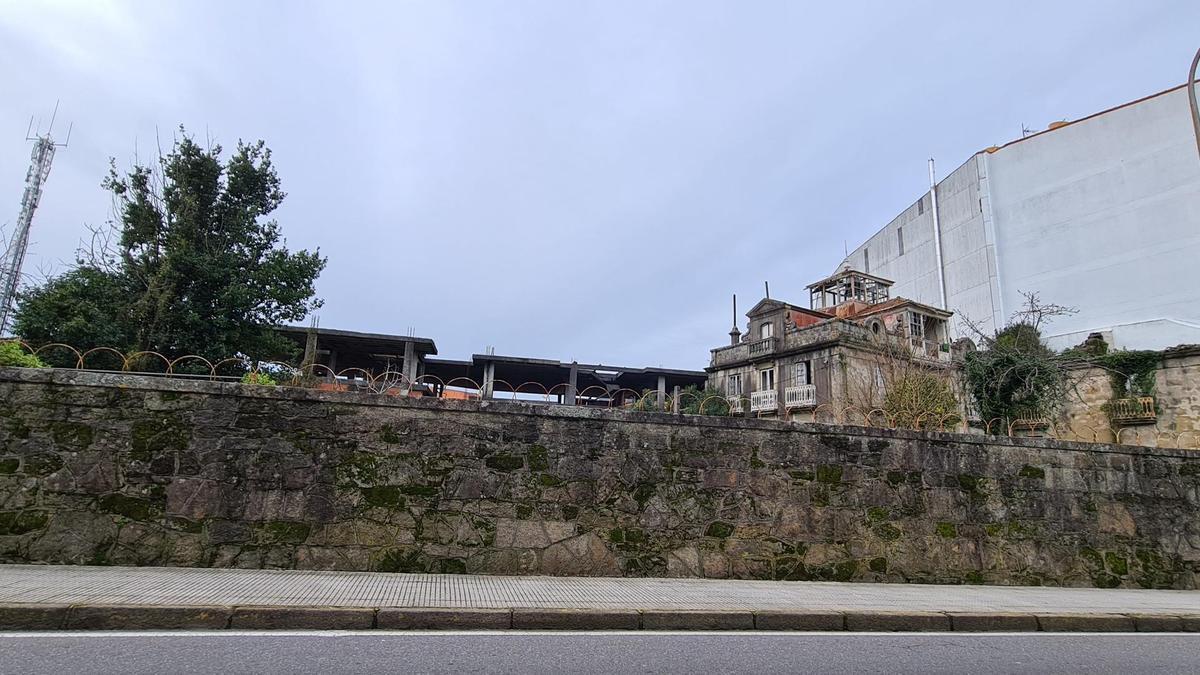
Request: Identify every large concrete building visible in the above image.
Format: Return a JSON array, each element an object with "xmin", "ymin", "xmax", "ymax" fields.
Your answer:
[{"xmin": 837, "ymin": 82, "xmax": 1200, "ymax": 351}]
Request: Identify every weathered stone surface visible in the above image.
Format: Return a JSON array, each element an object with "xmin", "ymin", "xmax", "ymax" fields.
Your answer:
[
  {"xmin": 494, "ymin": 519, "xmax": 575, "ymax": 549},
  {"xmin": 540, "ymin": 532, "xmax": 621, "ymax": 576},
  {"xmin": 1, "ymin": 367, "xmax": 1198, "ymax": 588},
  {"xmin": 845, "ymin": 611, "xmax": 951, "ymax": 632}
]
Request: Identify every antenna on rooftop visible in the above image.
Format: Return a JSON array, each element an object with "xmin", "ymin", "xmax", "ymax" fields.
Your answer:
[
  {"xmin": 732, "ymin": 294, "xmax": 737, "ymax": 328},
  {"xmin": 764, "ymin": 281, "xmax": 770, "ymax": 299},
  {"xmin": 1, "ymin": 102, "xmax": 70, "ymax": 335},
  {"xmin": 1021, "ymin": 123, "xmax": 1032, "ymax": 138}
]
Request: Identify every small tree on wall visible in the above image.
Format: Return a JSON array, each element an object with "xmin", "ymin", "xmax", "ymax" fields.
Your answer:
[
  {"xmin": 842, "ymin": 338, "xmax": 962, "ymax": 430},
  {"xmin": 962, "ymin": 292, "xmax": 1087, "ymax": 426}
]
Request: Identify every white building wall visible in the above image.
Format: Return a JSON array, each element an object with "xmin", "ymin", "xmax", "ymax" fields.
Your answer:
[
  {"xmin": 839, "ymin": 83, "xmax": 1200, "ymax": 350},
  {"xmin": 985, "ymin": 85, "xmax": 1200, "ymax": 349},
  {"xmin": 841, "ymin": 156, "xmax": 1002, "ymax": 340}
]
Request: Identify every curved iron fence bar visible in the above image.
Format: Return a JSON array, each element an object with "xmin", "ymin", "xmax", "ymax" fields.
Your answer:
[
  {"xmin": 210, "ymin": 357, "xmax": 250, "ymax": 378},
  {"xmin": 123, "ymin": 351, "xmax": 172, "ymax": 373},
  {"xmin": 546, "ymin": 383, "xmax": 570, "ymax": 397},
  {"xmin": 79, "ymin": 346, "xmax": 128, "ymax": 371},
  {"xmin": 333, "ymin": 367, "xmax": 374, "ymax": 382},
  {"xmin": 167, "ymin": 354, "xmax": 215, "ymax": 376},
  {"xmin": 444, "ymin": 377, "xmax": 484, "ymax": 394},
  {"xmin": 574, "ymin": 385, "xmax": 610, "ymax": 404},
  {"xmin": 511, "ymin": 381, "xmax": 552, "ymax": 402},
  {"xmin": 413, "ymin": 374, "xmax": 446, "ymax": 389},
  {"xmin": 606, "ymin": 388, "xmax": 642, "ymax": 408},
  {"xmin": 31, "ymin": 342, "xmax": 84, "ymax": 368},
  {"xmin": 689, "ymin": 394, "xmax": 732, "ymax": 417}
]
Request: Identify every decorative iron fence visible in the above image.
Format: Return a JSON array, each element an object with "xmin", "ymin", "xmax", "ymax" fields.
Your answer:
[{"xmin": 2, "ymin": 340, "xmax": 1198, "ymax": 449}]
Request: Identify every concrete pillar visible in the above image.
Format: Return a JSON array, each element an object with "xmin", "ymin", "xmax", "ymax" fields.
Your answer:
[
  {"xmin": 565, "ymin": 363, "xmax": 578, "ymax": 406},
  {"xmin": 672, "ymin": 385, "xmax": 681, "ymax": 414},
  {"xmin": 402, "ymin": 341, "xmax": 417, "ymax": 391},
  {"xmin": 482, "ymin": 362, "xmax": 495, "ymax": 399},
  {"xmin": 301, "ymin": 330, "xmax": 318, "ymax": 372},
  {"xmin": 657, "ymin": 375, "xmax": 667, "ymax": 411}
]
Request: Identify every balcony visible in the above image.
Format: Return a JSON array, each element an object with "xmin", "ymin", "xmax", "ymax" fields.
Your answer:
[
  {"xmin": 1108, "ymin": 397, "xmax": 1156, "ymax": 425},
  {"xmin": 750, "ymin": 389, "xmax": 777, "ymax": 413},
  {"xmin": 748, "ymin": 337, "xmax": 776, "ymax": 357},
  {"xmin": 910, "ymin": 337, "xmax": 952, "ymax": 362},
  {"xmin": 784, "ymin": 384, "xmax": 817, "ymax": 409}
]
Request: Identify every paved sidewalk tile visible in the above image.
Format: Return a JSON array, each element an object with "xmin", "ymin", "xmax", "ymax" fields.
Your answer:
[{"xmin": 1, "ymin": 564, "xmax": 1197, "ymax": 633}]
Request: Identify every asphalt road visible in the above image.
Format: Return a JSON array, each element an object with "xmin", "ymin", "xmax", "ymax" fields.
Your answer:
[{"xmin": 1, "ymin": 631, "xmax": 1197, "ymax": 674}]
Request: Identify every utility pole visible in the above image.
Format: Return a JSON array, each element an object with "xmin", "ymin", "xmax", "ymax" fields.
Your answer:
[{"xmin": 0, "ymin": 107, "xmax": 69, "ymax": 335}]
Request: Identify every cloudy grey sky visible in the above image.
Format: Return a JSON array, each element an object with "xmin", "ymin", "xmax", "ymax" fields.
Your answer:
[{"xmin": 2, "ymin": 1, "xmax": 1197, "ymax": 369}]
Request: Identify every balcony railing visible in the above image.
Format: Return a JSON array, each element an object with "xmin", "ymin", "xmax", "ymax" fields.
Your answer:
[
  {"xmin": 784, "ymin": 384, "xmax": 817, "ymax": 409},
  {"xmin": 750, "ymin": 389, "xmax": 777, "ymax": 413},
  {"xmin": 910, "ymin": 336, "xmax": 951, "ymax": 362},
  {"xmin": 1109, "ymin": 397, "xmax": 1156, "ymax": 425},
  {"xmin": 748, "ymin": 337, "xmax": 776, "ymax": 357}
]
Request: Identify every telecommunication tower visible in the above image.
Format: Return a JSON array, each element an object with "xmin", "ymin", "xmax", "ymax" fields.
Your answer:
[{"xmin": 0, "ymin": 107, "xmax": 70, "ymax": 335}]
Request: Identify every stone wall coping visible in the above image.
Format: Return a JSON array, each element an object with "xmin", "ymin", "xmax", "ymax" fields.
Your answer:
[{"xmin": 2, "ymin": 366, "xmax": 1196, "ymax": 459}]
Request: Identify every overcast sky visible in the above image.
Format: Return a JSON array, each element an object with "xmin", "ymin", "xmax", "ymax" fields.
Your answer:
[{"xmin": 1, "ymin": 1, "xmax": 1197, "ymax": 369}]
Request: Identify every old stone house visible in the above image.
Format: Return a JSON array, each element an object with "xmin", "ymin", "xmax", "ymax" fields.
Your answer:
[{"xmin": 707, "ymin": 269, "xmax": 956, "ymax": 419}]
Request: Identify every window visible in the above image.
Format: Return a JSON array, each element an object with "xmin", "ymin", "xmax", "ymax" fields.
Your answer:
[
  {"xmin": 726, "ymin": 373, "xmax": 742, "ymax": 397},
  {"xmin": 908, "ymin": 312, "xmax": 925, "ymax": 339},
  {"xmin": 918, "ymin": 197, "xmax": 925, "ymax": 215},
  {"xmin": 794, "ymin": 361, "xmax": 810, "ymax": 386},
  {"xmin": 863, "ymin": 248, "xmax": 870, "ymax": 273},
  {"xmin": 759, "ymin": 367, "xmax": 775, "ymax": 391},
  {"xmin": 897, "ymin": 227, "xmax": 904, "ymax": 255},
  {"xmin": 759, "ymin": 322, "xmax": 773, "ymax": 339}
]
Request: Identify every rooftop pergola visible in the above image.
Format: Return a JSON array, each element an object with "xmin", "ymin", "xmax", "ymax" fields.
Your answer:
[{"xmin": 806, "ymin": 268, "xmax": 893, "ymax": 310}]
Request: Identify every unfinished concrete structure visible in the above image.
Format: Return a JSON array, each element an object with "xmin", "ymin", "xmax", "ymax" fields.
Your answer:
[{"xmin": 707, "ymin": 269, "xmax": 954, "ymax": 418}]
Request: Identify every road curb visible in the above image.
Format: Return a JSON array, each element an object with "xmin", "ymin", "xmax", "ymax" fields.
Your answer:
[
  {"xmin": 0, "ymin": 603, "xmax": 71, "ymax": 630},
  {"xmin": 947, "ymin": 612, "xmax": 1039, "ymax": 632},
  {"xmin": 641, "ymin": 610, "xmax": 755, "ymax": 630},
  {"xmin": 1035, "ymin": 613, "xmax": 1137, "ymax": 632},
  {"xmin": 229, "ymin": 606, "xmax": 376, "ymax": 630},
  {"xmin": 66, "ymin": 604, "xmax": 231, "ymax": 630},
  {"xmin": 511, "ymin": 608, "xmax": 641, "ymax": 630},
  {"xmin": 753, "ymin": 610, "xmax": 845, "ymax": 631},
  {"xmin": 377, "ymin": 608, "xmax": 512, "ymax": 630},
  {"xmin": 0, "ymin": 603, "xmax": 1191, "ymax": 632},
  {"xmin": 845, "ymin": 610, "xmax": 952, "ymax": 632}
]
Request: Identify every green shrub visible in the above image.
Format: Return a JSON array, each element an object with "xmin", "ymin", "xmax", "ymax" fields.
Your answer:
[
  {"xmin": 0, "ymin": 342, "xmax": 46, "ymax": 368},
  {"xmin": 241, "ymin": 371, "xmax": 278, "ymax": 386}
]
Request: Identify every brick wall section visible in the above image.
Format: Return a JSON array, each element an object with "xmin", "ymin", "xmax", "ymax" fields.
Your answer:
[{"xmin": 1, "ymin": 367, "xmax": 1198, "ymax": 588}]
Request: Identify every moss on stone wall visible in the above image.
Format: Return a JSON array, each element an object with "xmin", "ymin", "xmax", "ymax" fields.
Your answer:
[{"xmin": 1, "ymin": 369, "xmax": 1197, "ymax": 588}]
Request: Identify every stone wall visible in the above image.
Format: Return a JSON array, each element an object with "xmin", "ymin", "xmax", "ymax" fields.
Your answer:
[
  {"xmin": 1060, "ymin": 345, "xmax": 1200, "ymax": 447},
  {"xmin": 1, "ymin": 367, "xmax": 1198, "ymax": 588}
]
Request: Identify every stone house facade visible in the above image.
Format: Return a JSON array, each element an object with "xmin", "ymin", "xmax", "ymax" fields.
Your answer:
[{"xmin": 707, "ymin": 269, "xmax": 956, "ymax": 419}]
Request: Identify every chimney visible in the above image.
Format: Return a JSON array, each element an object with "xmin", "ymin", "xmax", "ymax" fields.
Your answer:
[{"xmin": 729, "ymin": 293, "xmax": 741, "ymax": 345}]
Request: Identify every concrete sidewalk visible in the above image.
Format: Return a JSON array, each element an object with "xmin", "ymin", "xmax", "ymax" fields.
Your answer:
[{"xmin": 1, "ymin": 565, "xmax": 1198, "ymax": 632}]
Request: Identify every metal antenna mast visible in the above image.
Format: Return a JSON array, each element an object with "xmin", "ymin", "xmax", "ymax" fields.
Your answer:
[{"xmin": 0, "ymin": 104, "xmax": 70, "ymax": 335}]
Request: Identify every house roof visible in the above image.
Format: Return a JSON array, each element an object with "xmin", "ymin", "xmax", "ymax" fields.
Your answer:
[
  {"xmin": 745, "ymin": 297, "xmax": 831, "ymax": 318},
  {"xmin": 848, "ymin": 297, "xmax": 952, "ymax": 320}
]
